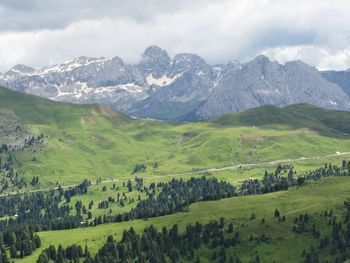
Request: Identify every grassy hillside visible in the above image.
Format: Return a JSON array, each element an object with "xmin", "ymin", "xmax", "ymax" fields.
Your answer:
[
  {"xmin": 2, "ymin": 86, "xmax": 350, "ymax": 262},
  {"xmin": 211, "ymin": 103, "xmax": 350, "ymax": 137},
  {"xmin": 1, "ymin": 86, "xmax": 350, "ymax": 190}
]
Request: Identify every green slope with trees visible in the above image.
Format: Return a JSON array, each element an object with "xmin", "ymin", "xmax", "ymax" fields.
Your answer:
[
  {"xmin": 1, "ymin": 85, "xmax": 350, "ymax": 192},
  {"xmin": 1, "ymin": 86, "xmax": 350, "ymax": 262}
]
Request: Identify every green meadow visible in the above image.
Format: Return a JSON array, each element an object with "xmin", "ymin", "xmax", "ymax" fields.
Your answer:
[
  {"xmin": 1, "ymin": 86, "xmax": 350, "ymax": 190},
  {"xmin": 12, "ymin": 176, "xmax": 350, "ymax": 262}
]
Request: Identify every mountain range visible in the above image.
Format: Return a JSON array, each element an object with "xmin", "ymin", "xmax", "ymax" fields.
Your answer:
[{"xmin": 1, "ymin": 45, "xmax": 350, "ymax": 121}]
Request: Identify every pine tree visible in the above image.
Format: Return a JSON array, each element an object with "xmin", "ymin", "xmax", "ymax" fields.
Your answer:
[
  {"xmin": 274, "ymin": 209, "xmax": 280, "ymax": 218},
  {"xmin": 228, "ymin": 223, "xmax": 233, "ymax": 233}
]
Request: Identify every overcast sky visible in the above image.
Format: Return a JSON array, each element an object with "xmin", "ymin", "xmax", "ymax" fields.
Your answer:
[{"xmin": 0, "ymin": 0, "xmax": 350, "ymax": 72}]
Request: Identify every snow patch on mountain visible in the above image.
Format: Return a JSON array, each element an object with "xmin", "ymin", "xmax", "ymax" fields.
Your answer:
[
  {"xmin": 146, "ymin": 73, "xmax": 182, "ymax": 86},
  {"xmin": 96, "ymin": 83, "xmax": 143, "ymax": 94},
  {"xmin": 33, "ymin": 57, "xmax": 110, "ymax": 75}
]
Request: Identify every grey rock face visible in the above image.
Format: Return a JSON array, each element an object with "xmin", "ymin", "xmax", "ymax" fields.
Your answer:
[
  {"xmin": 139, "ymin": 45, "xmax": 171, "ymax": 78},
  {"xmin": 194, "ymin": 57, "xmax": 350, "ymax": 119},
  {"xmin": 128, "ymin": 52, "xmax": 217, "ymax": 120},
  {"xmin": 321, "ymin": 70, "xmax": 350, "ymax": 97},
  {"xmin": 1, "ymin": 46, "xmax": 350, "ymax": 121}
]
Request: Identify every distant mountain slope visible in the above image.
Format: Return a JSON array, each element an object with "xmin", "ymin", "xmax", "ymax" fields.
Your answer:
[
  {"xmin": 1, "ymin": 47, "xmax": 350, "ymax": 121},
  {"xmin": 211, "ymin": 103, "xmax": 350, "ymax": 137},
  {"xmin": 192, "ymin": 57, "xmax": 350, "ymax": 120},
  {"xmin": 321, "ymin": 69, "xmax": 350, "ymax": 97}
]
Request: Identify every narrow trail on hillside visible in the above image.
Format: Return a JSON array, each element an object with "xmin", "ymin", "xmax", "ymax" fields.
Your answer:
[
  {"xmin": 0, "ymin": 179, "xmax": 119, "ymax": 197},
  {"xmin": 146, "ymin": 151, "xmax": 350, "ymax": 180},
  {"xmin": 1, "ymin": 152, "xmax": 349, "ymax": 197}
]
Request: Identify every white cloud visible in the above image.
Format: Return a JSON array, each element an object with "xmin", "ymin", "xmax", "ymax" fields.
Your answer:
[
  {"xmin": 1, "ymin": 0, "xmax": 350, "ymax": 72},
  {"xmin": 262, "ymin": 46, "xmax": 350, "ymax": 70}
]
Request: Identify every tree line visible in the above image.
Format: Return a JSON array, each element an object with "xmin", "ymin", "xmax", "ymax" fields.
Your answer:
[
  {"xmin": 3, "ymin": 225, "xmax": 41, "ymax": 258},
  {"xmin": 37, "ymin": 218, "xmax": 244, "ymax": 263},
  {"xmin": 0, "ymin": 179, "xmax": 90, "ymax": 233},
  {"xmin": 1, "ymin": 161, "xmax": 350, "ymax": 241},
  {"xmin": 302, "ymin": 200, "xmax": 350, "ymax": 263}
]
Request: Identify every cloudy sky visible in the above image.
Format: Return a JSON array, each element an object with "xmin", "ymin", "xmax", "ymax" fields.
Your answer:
[{"xmin": 0, "ymin": 0, "xmax": 350, "ymax": 72}]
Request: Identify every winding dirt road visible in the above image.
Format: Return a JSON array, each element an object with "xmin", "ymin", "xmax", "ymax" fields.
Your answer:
[
  {"xmin": 147, "ymin": 151, "xmax": 350, "ymax": 179},
  {"xmin": 1, "ymin": 151, "xmax": 350, "ymax": 197}
]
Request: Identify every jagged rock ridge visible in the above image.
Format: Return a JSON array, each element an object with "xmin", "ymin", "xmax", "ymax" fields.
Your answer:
[{"xmin": 1, "ymin": 46, "xmax": 350, "ymax": 120}]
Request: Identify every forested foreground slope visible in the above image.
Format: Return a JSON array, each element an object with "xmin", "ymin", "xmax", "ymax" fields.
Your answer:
[{"xmin": 13, "ymin": 170, "xmax": 350, "ymax": 263}]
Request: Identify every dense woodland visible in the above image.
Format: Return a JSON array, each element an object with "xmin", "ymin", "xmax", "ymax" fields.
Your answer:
[
  {"xmin": 37, "ymin": 218, "xmax": 244, "ymax": 263},
  {"xmin": 2, "ymin": 161, "xmax": 350, "ymax": 233},
  {"xmin": 0, "ymin": 161, "xmax": 349, "ymax": 260},
  {"xmin": 36, "ymin": 200, "xmax": 350, "ymax": 263},
  {"xmin": 4, "ymin": 225, "xmax": 41, "ymax": 258},
  {"xmin": 239, "ymin": 161, "xmax": 350, "ymax": 196},
  {"xmin": 131, "ymin": 177, "xmax": 236, "ymax": 219},
  {"xmin": 0, "ymin": 180, "xmax": 90, "ymax": 232}
]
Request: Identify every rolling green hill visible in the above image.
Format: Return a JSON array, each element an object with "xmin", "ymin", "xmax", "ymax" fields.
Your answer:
[
  {"xmin": 2, "ymin": 86, "xmax": 350, "ymax": 262},
  {"xmin": 1, "ymin": 86, "xmax": 350, "ymax": 190},
  {"xmin": 212, "ymin": 103, "xmax": 350, "ymax": 137}
]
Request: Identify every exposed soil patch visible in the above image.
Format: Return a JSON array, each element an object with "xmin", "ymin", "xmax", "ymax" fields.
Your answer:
[
  {"xmin": 176, "ymin": 133, "xmax": 190, "ymax": 146},
  {"xmin": 98, "ymin": 104, "xmax": 118, "ymax": 118},
  {"xmin": 90, "ymin": 135, "xmax": 100, "ymax": 142},
  {"xmin": 97, "ymin": 104, "xmax": 126, "ymax": 123},
  {"xmin": 59, "ymin": 144, "xmax": 68, "ymax": 150},
  {"xmin": 81, "ymin": 117, "xmax": 85, "ymax": 127},
  {"xmin": 88, "ymin": 117, "xmax": 96, "ymax": 125},
  {"xmin": 238, "ymin": 134, "xmax": 264, "ymax": 146}
]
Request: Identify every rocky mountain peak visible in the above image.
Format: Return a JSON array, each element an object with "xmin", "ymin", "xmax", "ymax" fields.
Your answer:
[
  {"xmin": 284, "ymin": 59, "xmax": 312, "ymax": 68},
  {"xmin": 8, "ymin": 64, "xmax": 35, "ymax": 74},
  {"xmin": 1, "ymin": 47, "xmax": 350, "ymax": 122},
  {"xmin": 225, "ymin": 60, "xmax": 241, "ymax": 71},
  {"xmin": 172, "ymin": 53, "xmax": 209, "ymax": 75},
  {"xmin": 110, "ymin": 56, "xmax": 124, "ymax": 64},
  {"xmin": 253, "ymin": 55, "xmax": 270, "ymax": 64},
  {"xmin": 246, "ymin": 55, "xmax": 274, "ymax": 69},
  {"xmin": 71, "ymin": 56, "xmax": 107, "ymax": 66},
  {"xmin": 140, "ymin": 46, "xmax": 171, "ymax": 78},
  {"xmin": 142, "ymin": 45, "xmax": 169, "ymax": 60},
  {"xmin": 283, "ymin": 60, "xmax": 319, "ymax": 77},
  {"xmin": 1, "ymin": 64, "xmax": 36, "ymax": 81},
  {"xmin": 173, "ymin": 53, "xmax": 204, "ymax": 63},
  {"xmin": 241, "ymin": 55, "xmax": 276, "ymax": 77},
  {"xmin": 73, "ymin": 55, "xmax": 89, "ymax": 64}
]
